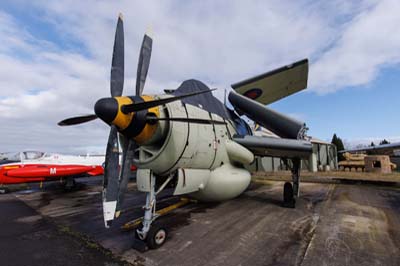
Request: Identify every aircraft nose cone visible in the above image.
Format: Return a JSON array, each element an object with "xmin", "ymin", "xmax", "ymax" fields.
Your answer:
[{"xmin": 94, "ymin": 98, "xmax": 118, "ymax": 124}]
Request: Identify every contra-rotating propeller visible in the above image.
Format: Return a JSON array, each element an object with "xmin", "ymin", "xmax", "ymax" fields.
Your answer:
[{"xmin": 58, "ymin": 14, "xmax": 218, "ymax": 227}]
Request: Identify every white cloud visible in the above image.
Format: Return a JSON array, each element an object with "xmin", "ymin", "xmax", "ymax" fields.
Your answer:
[
  {"xmin": 0, "ymin": 0, "xmax": 399, "ymax": 152},
  {"xmin": 310, "ymin": 0, "xmax": 400, "ymax": 93}
]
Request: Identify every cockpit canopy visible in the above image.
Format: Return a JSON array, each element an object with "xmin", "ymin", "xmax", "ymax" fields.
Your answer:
[
  {"xmin": 0, "ymin": 151, "xmax": 46, "ymax": 162},
  {"xmin": 21, "ymin": 151, "xmax": 45, "ymax": 160}
]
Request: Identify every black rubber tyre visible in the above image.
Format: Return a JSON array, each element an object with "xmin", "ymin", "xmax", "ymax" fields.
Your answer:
[
  {"xmin": 283, "ymin": 182, "xmax": 295, "ymax": 208},
  {"xmin": 63, "ymin": 178, "xmax": 76, "ymax": 191},
  {"xmin": 146, "ymin": 225, "xmax": 168, "ymax": 249}
]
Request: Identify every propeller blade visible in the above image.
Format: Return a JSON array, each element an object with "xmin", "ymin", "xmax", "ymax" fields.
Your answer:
[
  {"xmin": 58, "ymin": 114, "xmax": 97, "ymax": 126},
  {"xmin": 136, "ymin": 34, "xmax": 152, "ymax": 96},
  {"xmin": 103, "ymin": 125, "xmax": 120, "ymax": 228},
  {"xmin": 146, "ymin": 116, "xmax": 227, "ymax": 125},
  {"xmin": 122, "ymin": 89, "xmax": 216, "ymax": 114},
  {"xmin": 110, "ymin": 13, "xmax": 124, "ymax": 97},
  {"xmin": 115, "ymin": 137, "xmax": 135, "ymax": 217}
]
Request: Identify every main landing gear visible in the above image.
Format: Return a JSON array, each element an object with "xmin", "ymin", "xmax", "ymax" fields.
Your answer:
[
  {"xmin": 63, "ymin": 177, "xmax": 77, "ymax": 191},
  {"xmin": 282, "ymin": 158, "xmax": 301, "ymax": 208},
  {"xmin": 283, "ymin": 182, "xmax": 295, "ymax": 208}
]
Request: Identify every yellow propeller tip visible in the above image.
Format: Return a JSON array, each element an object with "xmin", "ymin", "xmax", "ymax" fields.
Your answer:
[{"xmin": 146, "ymin": 25, "xmax": 153, "ymax": 38}]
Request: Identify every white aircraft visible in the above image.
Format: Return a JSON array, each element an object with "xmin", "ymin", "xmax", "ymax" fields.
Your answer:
[{"xmin": 0, "ymin": 151, "xmax": 104, "ymax": 188}]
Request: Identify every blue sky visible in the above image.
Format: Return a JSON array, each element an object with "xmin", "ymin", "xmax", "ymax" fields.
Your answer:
[
  {"xmin": 0, "ymin": 0, "xmax": 399, "ymax": 153},
  {"xmin": 272, "ymin": 66, "xmax": 400, "ymax": 143}
]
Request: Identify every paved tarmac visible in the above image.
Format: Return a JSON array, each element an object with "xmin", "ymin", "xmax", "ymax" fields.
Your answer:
[
  {"xmin": 1, "ymin": 178, "xmax": 400, "ymax": 266},
  {"xmin": 0, "ymin": 192, "xmax": 129, "ymax": 266}
]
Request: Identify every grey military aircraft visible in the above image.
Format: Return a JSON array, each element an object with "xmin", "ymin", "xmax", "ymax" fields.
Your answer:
[
  {"xmin": 341, "ymin": 142, "xmax": 400, "ymax": 156},
  {"xmin": 59, "ymin": 14, "xmax": 312, "ymax": 249}
]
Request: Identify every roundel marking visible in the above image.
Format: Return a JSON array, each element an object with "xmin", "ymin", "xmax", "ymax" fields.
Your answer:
[{"xmin": 243, "ymin": 88, "xmax": 263, "ymax": 99}]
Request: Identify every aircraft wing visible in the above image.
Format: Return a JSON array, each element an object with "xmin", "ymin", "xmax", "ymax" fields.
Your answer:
[
  {"xmin": 231, "ymin": 59, "xmax": 308, "ymax": 105},
  {"xmin": 233, "ymin": 135, "xmax": 312, "ymax": 159}
]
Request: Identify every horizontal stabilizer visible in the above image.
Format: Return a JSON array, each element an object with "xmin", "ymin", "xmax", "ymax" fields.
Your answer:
[
  {"xmin": 231, "ymin": 59, "xmax": 308, "ymax": 105},
  {"xmin": 233, "ymin": 135, "xmax": 312, "ymax": 159}
]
